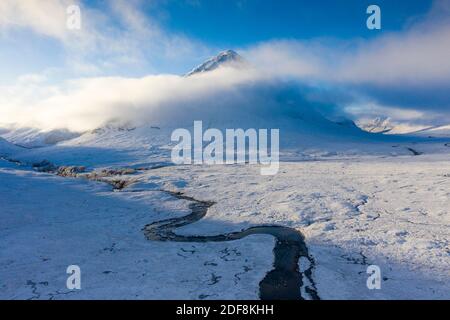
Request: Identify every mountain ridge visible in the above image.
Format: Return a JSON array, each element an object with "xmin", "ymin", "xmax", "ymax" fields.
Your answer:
[{"xmin": 185, "ymin": 49, "xmax": 245, "ymax": 76}]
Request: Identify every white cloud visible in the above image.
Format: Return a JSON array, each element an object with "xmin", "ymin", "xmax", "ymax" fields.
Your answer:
[
  {"xmin": 0, "ymin": 0, "xmax": 212, "ymax": 76},
  {"xmin": 0, "ymin": 0, "xmax": 75, "ymax": 40},
  {"xmin": 1, "ymin": 0, "xmax": 450, "ymax": 133},
  {"xmin": 0, "ymin": 67, "xmax": 263, "ymax": 132},
  {"xmin": 244, "ymin": 0, "xmax": 450, "ymax": 87},
  {"xmin": 338, "ymin": 21, "xmax": 450, "ymax": 85},
  {"xmin": 239, "ymin": 0, "xmax": 450, "ymax": 125}
]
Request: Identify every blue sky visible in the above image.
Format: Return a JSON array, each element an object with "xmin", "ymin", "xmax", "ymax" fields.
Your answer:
[
  {"xmin": 0, "ymin": 0, "xmax": 449, "ymax": 129},
  {"xmin": 154, "ymin": 0, "xmax": 432, "ymax": 46},
  {"xmin": 0, "ymin": 0, "xmax": 435, "ymax": 79}
]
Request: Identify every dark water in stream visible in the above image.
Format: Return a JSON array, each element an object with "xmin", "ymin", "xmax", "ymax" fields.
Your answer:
[
  {"xmin": 0, "ymin": 157, "xmax": 319, "ymax": 300},
  {"xmin": 143, "ymin": 191, "xmax": 319, "ymax": 300}
]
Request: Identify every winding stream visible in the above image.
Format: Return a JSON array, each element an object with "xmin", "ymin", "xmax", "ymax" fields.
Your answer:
[
  {"xmin": 143, "ymin": 191, "xmax": 319, "ymax": 300},
  {"xmin": 0, "ymin": 157, "xmax": 319, "ymax": 300}
]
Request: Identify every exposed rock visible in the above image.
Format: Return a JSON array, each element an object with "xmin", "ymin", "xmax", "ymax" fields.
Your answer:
[{"xmin": 57, "ymin": 166, "xmax": 86, "ymax": 177}]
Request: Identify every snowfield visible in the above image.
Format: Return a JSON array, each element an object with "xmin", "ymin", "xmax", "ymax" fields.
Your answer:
[
  {"xmin": 120, "ymin": 157, "xmax": 450, "ymax": 299},
  {"xmin": 1, "ymin": 135, "xmax": 449, "ymax": 299},
  {"xmin": 0, "ymin": 164, "xmax": 273, "ymax": 299}
]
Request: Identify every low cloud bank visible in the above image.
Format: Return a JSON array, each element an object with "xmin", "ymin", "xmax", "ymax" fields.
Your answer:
[
  {"xmin": 246, "ymin": 0, "xmax": 450, "ymax": 119},
  {"xmin": 1, "ymin": 1, "xmax": 450, "ymax": 132},
  {"xmin": 0, "ymin": 67, "xmax": 345, "ymax": 133}
]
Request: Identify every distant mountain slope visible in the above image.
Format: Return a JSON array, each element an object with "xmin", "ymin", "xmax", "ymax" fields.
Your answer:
[
  {"xmin": 357, "ymin": 117, "xmax": 394, "ymax": 134},
  {"xmin": 406, "ymin": 125, "xmax": 450, "ymax": 138},
  {"xmin": 358, "ymin": 117, "xmax": 450, "ymax": 138},
  {"xmin": 0, "ymin": 137, "xmax": 21, "ymax": 157},
  {"xmin": 1, "ymin": 128, "xmax": 80, "ymax": 148},
  {"xmin": 185, "ymin": 50, "xmax": 246, "ymax": 76}
]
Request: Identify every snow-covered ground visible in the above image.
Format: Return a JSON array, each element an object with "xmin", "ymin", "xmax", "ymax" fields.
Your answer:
[
  {"xmin": 0, "ymin": 161, "xmax": 273, "ymax": 300},
  {"xmin": 146, "ymin": 159, "xmax": 450, "ymax": 299},
  {"xmin": 1, "ymin": 129, "xmax": 449, "ymax": 299}
]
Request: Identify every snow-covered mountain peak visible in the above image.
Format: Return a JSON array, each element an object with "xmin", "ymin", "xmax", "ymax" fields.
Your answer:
[
  {"xmin": 357, "ymin": 117, "xmax": 394, "ymax": 134},
  {"xmin": 185, "ymin": 49, "xmax": 245, "ymax": 76}
]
